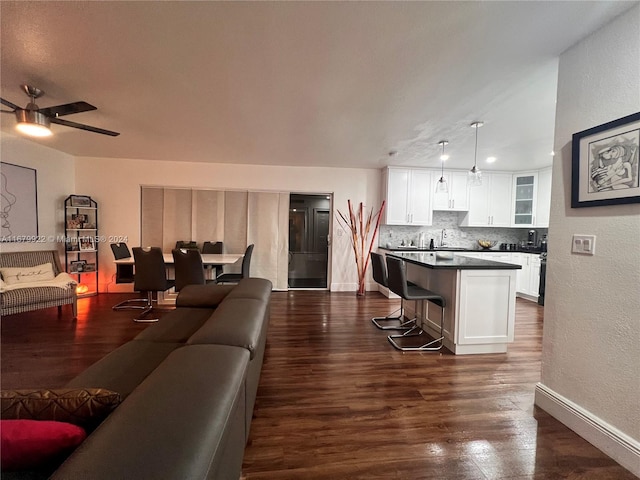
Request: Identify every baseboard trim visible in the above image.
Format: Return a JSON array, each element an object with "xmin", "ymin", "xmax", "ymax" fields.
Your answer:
[{"xmin": 534, "ymin": 383, "xmax": 640, "ymax": 476}]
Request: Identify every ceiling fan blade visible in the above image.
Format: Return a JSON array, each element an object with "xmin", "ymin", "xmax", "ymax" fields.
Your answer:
[
  {"xmin": 39, "ymin": 101, "xmax": 97, "ymax": 117},
  {"xmin": 1, "ymin": 97, "xmax": 19, "ymax": 110},
  {"xmin": 50, "ymin": 117, "xmax": 120, "ymax": 136}
]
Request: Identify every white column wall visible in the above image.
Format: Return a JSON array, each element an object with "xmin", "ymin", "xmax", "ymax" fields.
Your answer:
[
  {"xmin": 74, "ymin": 156, "xmax": 381, "ymax": 293},
  {"xmin": 537, "ymin": 4, "xmax": 640, "ymax": 474}
]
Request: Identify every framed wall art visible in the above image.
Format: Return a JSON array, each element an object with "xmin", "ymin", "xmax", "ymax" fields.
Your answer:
[
  {"xmin": 0, "ymin": 162, "xmax": 39, "ymax": 242},
  {"xmin": 571, "ymin": 112, "xmax": 640, "ymax": 208}
]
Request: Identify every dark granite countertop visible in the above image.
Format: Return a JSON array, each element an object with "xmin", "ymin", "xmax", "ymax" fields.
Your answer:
[
  {"xmin": 387, "ymin": 251, "xmax": 522, "ymax": 270},
  {"xmin": 380, "ymin": 246, "xmax": 543, "ymax": 254}
]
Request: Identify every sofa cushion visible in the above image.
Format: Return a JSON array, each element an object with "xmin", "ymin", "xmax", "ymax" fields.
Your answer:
[
  {"xmin": 225, "ymin": 278, "xmax": 272, "ymax": 302},
  {"xmin": 1, "ymin": 420, "xmax": 86, "ymax": 471},
  {"xmin": 0, "ymin": 263, "xmax": 55, "ymax": 286},
  {"xmin": 175, "ymin": 284, "xmax": 235, "ymax": 308},
  {"xmin": 1, "ymin": 388, "xmax": 120, "ymax": 431},
  {"xmin": 187, "ymin": 298, "xmax": 268, "ymax": 360},
  {"xmin": 134, "ymin": 307, "xmax": 215, "ymax": 343},
  {"xmin": 51, "ymin": 345, "xmax": 250, "ymax": 480},
  {"xmin": 65, "ymin": 342, "xmax": 182, "ymax": 400}
]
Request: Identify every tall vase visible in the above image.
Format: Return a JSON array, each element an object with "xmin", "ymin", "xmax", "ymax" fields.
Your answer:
[{"xmin": 356, "ymin": 276, "xmax": 366, "ymax": 296}]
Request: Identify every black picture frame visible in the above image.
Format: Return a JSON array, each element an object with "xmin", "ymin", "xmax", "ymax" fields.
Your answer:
[
  {"xmin": 79, "ymin": 236, "xmax": 95, "ymax": 251},
  {"xmin": 70, "ymin": 195, "xmax": 92, "ymax": 207},
  {"xmin": 70, "ymin": 260, "xmax": 87, "ymax": 273},
  {"xmin": 571, "ymin": 112, "xmax": 640, "ymax": 208}
]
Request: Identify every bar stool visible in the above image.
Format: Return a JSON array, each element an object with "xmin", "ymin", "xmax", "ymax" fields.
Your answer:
[
  {"xmin": 370, "ymin": 252, "xmax": 415, "ymax": 331},
  {"xmin": 385, "ymin": 256, "xmax": 445, "ymax": 352}
]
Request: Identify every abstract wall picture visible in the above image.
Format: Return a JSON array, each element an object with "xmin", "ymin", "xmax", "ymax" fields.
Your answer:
[
  {"xmin": 1, "ymin": 162, "xmax": 39, "ymax": 242},
  {"xmin": 572, "ymin": 112, "xmax": 640, "ymax": 208}
]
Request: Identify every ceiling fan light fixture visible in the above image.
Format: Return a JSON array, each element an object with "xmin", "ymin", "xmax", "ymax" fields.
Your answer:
[
  {"xmin": 468, "ymin": 121, "xmax": 483, "ymax": 186},
  {"xmin": 15, "ymin": 109, "xmax": 52, "ymax": 137},
  {"xmin": 436, "ymin": 140, "xmax": 449, "ymax": 194}
]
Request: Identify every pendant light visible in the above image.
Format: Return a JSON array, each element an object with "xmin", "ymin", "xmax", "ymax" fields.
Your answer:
[
  {"xmin": 435, "ymin": 140, "xmax": 449, "ymax": 193},
  {"xmin": 468, "ymin": 121, "xmax": 483, "ymax": 186}
]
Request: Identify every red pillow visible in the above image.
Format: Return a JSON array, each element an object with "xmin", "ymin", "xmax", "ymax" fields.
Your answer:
[{"xmin": 1, "ymin": 419, "xmax": 86, "ymax": 471}]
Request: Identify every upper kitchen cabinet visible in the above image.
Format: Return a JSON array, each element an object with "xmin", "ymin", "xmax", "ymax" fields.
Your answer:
[
  {"xmin": 512, "ymin": 172, "xmax": 538, "ymax": 226},
  {"xmin": 534, "ymin": 167, "xmax": 552, "ymax": 228},
  {"xmin": 383, "ymin": 167, "xmax": 433, "ymax": 225},
  {"xmin": 432, "ymin": 170, "xmax": 470, "ymax": 211},
  {"xmin": 460, "ymin": 172, "xmax": 512, "ymax": 227}
]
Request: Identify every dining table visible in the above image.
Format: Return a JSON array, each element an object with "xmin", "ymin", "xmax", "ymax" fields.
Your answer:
[
  {"xmin": 114, "ymin": 252, "xmax": 244, "ymax": 304},
  {"xmin": 113, "ymin": 253, "xmax": 243, "ymax": 267}
]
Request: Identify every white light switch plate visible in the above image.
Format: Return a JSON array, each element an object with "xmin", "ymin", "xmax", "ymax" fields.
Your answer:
[{"xmin": 572, "ymin": 234, "xmax": 596, "ymax": 255}]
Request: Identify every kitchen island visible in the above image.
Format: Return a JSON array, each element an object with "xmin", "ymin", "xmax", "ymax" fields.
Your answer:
[{"xmin": 387, "ymin": 252, "xmax": 521, "ymax": 355}]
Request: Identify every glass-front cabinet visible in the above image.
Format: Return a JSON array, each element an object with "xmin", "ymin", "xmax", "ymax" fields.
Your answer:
[{"xmin": 512, "ymin": 173, "xmax": 537, "ymax": 226}]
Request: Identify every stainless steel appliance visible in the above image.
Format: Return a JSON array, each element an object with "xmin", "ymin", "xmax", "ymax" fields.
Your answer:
[
  {"xmin": 528, "ymin": 229, "xmax": 538, "ymax": 246},
  {"xmin": 538, "ymin": 252, "xmax": 547, "ymax": 306}
]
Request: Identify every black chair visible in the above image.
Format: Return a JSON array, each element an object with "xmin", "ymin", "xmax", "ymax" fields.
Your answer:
[
  {"xmin": 132, "ymin": 247, "xmax": 176, "ymax": 323},
  {"xmin": 110, "ymin": 243, "xmax": 148, "ymax": 311},
  {"xmin": 216, "ymin": 244, "xmax": 253, "ymax": 284},
  {"xmin": 175, "ymin": 240, "xmax": 199, "ymax": 250},
  {"xmin": 172, "ymin": 248, "xmax": 216, "ymax": 292},
  {"xmin": 385, "ymin": 256, "xmax": 445, "ymax": 352},
  {"xmin": 370, "ymin": 252, "xmax": 415, "ymax": 331},
  {"xmin": 202, "ymin": 241, "xmax": 224, "ymax": 277}
]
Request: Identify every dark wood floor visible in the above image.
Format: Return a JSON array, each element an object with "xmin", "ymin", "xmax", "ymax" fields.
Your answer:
[{"xmin": 1, "ymin": 292, "xmax": 635, "ymax": 479}]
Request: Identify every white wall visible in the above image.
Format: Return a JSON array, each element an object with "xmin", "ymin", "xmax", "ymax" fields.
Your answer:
[
  {"xmin": 74, "ymin": 156, "xmax": 382, "ymax": 292},
  {"xmin": 536, "ymin": 5, "xmax": 640, "ymax": 475},
  {"xmin": 0, "ymin": 132, "xmax": 75, "ymax": 262}
]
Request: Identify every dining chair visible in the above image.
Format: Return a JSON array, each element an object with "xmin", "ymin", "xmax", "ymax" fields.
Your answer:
[
  {"xmin": 385, "ymin": 256, "xmax": 445, "ymax": 352},
  {"xmin": 175, "ymin": 240, "xmax": 199, "ymax": 250},
  {"xmin": 216, "ymin": 244, "xmax": 253, "ymax": 284},
  {"xmin": 172, "ymin": 248, "xmax": 216, "ymax": 292},
  {"xmin": 131, "ymin": 247, "xmax": 176, "ymax": 322},
  {"xmin": 202, "ymin": 241, "xmax": 224, "ymax": 277},
  {"xmin": 110, "ymin": 242, "xmax": 148, "ymax": 311}
]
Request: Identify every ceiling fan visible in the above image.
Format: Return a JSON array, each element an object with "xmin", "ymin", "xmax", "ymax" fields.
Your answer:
[{"xmin": 0, "ymin": 84, "xmax": 120, "ymax": 137}]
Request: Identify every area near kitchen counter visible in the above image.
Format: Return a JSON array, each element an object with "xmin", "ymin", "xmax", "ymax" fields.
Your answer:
[{"xmin": 387, "ymin": 251, "xmax": 520, "ymax": 355}]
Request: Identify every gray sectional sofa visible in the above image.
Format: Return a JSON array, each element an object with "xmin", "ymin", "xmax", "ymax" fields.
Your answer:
[{"xmin": 46, "ymin": 277, "xmax": 272, "ymax": 479}]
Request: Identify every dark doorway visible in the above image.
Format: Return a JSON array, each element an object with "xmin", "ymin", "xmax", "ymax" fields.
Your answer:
[{"xmin": 288, "ymin": 194, "xmax": 330, "ymax": 288}]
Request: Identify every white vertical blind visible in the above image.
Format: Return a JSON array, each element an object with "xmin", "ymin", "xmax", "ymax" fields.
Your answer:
[
  {"xmin": 192, "ymin": 189, "xmax": 224, "ymax": 246},
  {"xmin": 140, "ymin": 187, "xmax": 289, "ymax": 289},
  {"xmin": 247, "ymin": 192, "xmax": 289, "ymax": 289},
  {"xmin": 140, "ymin": 187, "xmax": 163, "ymax": 247},
  {"xmin": 162, "ymin": 188, "xmax": 192, "ymax": 252}
]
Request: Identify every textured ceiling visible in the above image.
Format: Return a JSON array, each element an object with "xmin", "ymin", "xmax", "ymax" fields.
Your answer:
[{"xmin": 0, "ymin": 1, "xmax": 635, "ymax": 171}]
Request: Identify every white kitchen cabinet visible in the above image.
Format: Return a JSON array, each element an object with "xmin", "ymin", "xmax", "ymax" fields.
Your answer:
[
  {"xmin": 535, "ymin": 167, "xmax": 552, "ymax": 228},
  {"xmin": 432, "ymin": 170, "xmax": 470, "ymax": 211},
  {"xmin": 514, "ymin": 253, "xmax": 541, "ymax": 300},
  {"xmin": 460, "ymin": 172, "xmax": 512, "ymax": 227},
  {"xmin": 383, "ymin": 167, "xmax": 433, "ymax": 225},
  {"xmin": 512, "ymin": 172, "xmax": 538, "ymax": 226}
]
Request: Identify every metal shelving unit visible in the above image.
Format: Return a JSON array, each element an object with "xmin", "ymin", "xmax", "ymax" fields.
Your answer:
[{"xmin": 64, "ymin": 195, "xmax": 98, "ymax": 297}]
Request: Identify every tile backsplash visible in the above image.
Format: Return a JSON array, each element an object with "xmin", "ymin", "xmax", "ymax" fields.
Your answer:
[{"xmin": 379, "ymin": 211, "xmax": 547, "ymax": 249}]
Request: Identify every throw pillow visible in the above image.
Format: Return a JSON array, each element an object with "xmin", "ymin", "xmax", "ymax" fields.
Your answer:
[
  {"xmin": 1, "ymin": 419, "xmax": 86, "ymax": 471},
  {"xmin": 1, "ymin": 388, "xmax": 121, "ymax": 431},
  {"xmin": 0, "ymin": 263, "xmax": 55, "ymax": 285}
]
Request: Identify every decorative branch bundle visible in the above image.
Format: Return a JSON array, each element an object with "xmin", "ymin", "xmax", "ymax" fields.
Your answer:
[{"xmin": 336, "ymin": 200, "xmax": 386, "ymax": 295}]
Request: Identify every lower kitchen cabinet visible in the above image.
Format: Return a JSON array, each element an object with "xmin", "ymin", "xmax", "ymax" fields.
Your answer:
[
  {"xmin": 513, "ymin": 253, "xmax": 541, "ymax": 300},
  {"xmin": 462, "ymin": 251, "xmax": 541, "ymax": 301}
]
